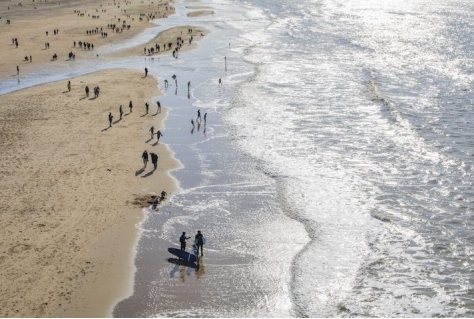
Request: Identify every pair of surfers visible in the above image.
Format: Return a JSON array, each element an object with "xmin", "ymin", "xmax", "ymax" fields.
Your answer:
[{"xmin": 179, "ymin": 230, "xmax": 205, "ymax": 256}]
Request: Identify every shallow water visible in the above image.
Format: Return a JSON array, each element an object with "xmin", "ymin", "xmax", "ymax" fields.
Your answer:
[
  {"xmin": 2, "ymin": 0, "xmax": 473, "ymax": 317},
  {"xmin": 113, "ymin": 2, "xmax": 308, "ymax": 317},
  {"xmin": 222, "ymin": 0, "xmax": 474, "ymax": 316}
]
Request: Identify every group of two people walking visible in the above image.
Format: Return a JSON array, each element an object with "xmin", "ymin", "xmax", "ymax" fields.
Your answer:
[
  {"xmin": 142, "ymin": 150, "xmax": 159, "ymax": 170},
  {"xmin": 180, "ymin": 230, "xmax": 205, "ymax": 256}
]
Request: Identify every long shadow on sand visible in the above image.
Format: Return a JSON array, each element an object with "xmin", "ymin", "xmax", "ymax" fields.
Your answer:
[
  {"xmin": 141, "ymin": 169, "xmax": 155, "ymax": 178},
  {"xmin": 135, "ymin": 167, "xmax": 145, "ymax": 176}
]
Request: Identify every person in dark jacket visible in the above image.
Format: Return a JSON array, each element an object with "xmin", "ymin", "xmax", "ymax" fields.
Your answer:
[
  {"xmin": 141, "ymin": 150, "xmax": 148, "ymax": 168},
  {"xmin": 180, "ymin": 232, "xmax": 190, "ymax": 251},
  {"xmin": 195, "ymin": 230, "xmax": 204, "ymax": 256},
  {"xmin": 150, "ymin": 152, "xmax": 158, "ymax": 170}
]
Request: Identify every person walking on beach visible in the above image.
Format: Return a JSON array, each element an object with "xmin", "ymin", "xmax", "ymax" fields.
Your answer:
[
  {"xmin": 187, "ymin": 81, "xmax": 190, "ymax": 91},
  {"xmin": 119, "ymin": 105, "xmax": 123, "ymax": 120},
  {"xmin": 129, "ymin": 100, "xmax": 133, "ymax": 113},
  {"xmin": 150, "ymin": 126, "xmax": 155, "ymax": 139},
  {"xmin": 85, "ymin": 86, "xmax": 90, "ymax": 97},
  {"xmin": 142, "ymin": 150, "xmax": 148, "ymax": 168},
  {"xmin": 67, "ymin": 81, "xmax": 71, "ymax": 92},
  {"xmin": 180, "ymin": 232, "xmax": 191, "ymax": 251},
  {"xmin": 195, "ymin": 230, "xmax": 204, "ymax": 256},
  {"xmin": 144, "ymin": 67, "xmax": 148, "ymax": 77},
  {"xmin": 16, "ymin": 66, "xmax": 19, "ymax": 75},
  {"xmin": 204, "ymin": 113, "xmax": 207, "ymax": 123},
  {"xmin": 197, "ymin": 109, "xmax": 201, "ymax": 122},
  {"xmin": 218, "ymin": 78, "xmax": 222, "ymax": 86},
  {"xmin": 156, "ymin": 101, "xmax": 161, "ymax": 113},
  {"xmin": 108, "ymin": 112, "xmax": 113, "ymax": 127},
  {"xmin": 164, "ymin": 80, "xmax": 168, "ymax": 88},
  {"xmin": 150, "ymin": 152, "xmax": 158, "ymax": 170},
  {"xmin": 145, "ymin": 102, "xmax": 149, "ymax": 114},
  {"xmin": 156, "ymin": 130, "xmax": 163, "ymax": 143}
]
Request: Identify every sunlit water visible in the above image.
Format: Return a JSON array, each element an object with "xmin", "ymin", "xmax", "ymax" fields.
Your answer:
[
  {"xmin": 2, "ymin": 0, "xmax": 473, "ymax": 317},
  {"xmin": 117, "ymin": 0, "xmax": 474, "ymax": 316},
  {"xmin": 221, "ymin": 0, "xmax": 474, "ymax": 316}
]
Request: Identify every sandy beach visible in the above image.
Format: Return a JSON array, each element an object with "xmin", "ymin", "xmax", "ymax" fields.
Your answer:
[{"xmin": 0, "ymin": 0, "xmax": 208, "ymax": 316}]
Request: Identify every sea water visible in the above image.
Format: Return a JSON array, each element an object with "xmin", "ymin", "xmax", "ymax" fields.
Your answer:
[
  {"xmin": 128, "ymin": 0, "xmax": 473, "ymax": 316},
  {"xmin": 217, "ymin": 0, "xmax": 474, "ymax": 316},
  {"xmin": 1, "ymin": 0, "xmax": 473, "ymax": 317}
]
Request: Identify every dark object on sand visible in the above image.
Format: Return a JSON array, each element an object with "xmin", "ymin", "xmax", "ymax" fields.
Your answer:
[
  {"xmin": 168, "ymin": 247, "xmax": 197, "ymax": 263},
  {"xmin": 167, "ymin": 258, "xmax": 198, "ymax": 269}
]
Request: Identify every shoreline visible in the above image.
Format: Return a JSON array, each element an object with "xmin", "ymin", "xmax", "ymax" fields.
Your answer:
[
  {"xmin": 1, "ymin": 0, "xmax": 314, "ymax": 316},
  {"xmin": 0, "ymin": 0, "xmax": 213, "ymax": 316}
]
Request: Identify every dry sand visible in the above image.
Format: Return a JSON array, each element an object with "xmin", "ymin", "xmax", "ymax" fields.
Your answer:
[
  {"xmin": 0, "ymin": 0, "xmax": 176, "ymax": 79},
  {"xmin": 0, "ymin": 68, "xmax": 181, "ymax": 317},
  {"xmin": 109, "ymin": 24, "xmax": 209, "ymax": 58},
  {"xmin": 0, "ymin": 0, "xmax": 213, "ymax": 317}
]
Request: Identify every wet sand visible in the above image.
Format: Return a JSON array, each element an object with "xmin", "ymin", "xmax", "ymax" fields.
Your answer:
[{"xmin": 0, "ymin": 0, "xmax": 212, "ymax": 316}]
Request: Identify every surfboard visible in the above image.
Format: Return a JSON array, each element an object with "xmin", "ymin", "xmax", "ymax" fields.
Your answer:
[
  {"xmin": 167, "ymin": 258, "xmax": 199, "ymax": 269},
  {"xmin": 168, "ymin": 247, "xmax": 198, "ymax": 263},
  {"xmin": 194, "ymin": 237, "xmax": 206, "ymax": 245}
]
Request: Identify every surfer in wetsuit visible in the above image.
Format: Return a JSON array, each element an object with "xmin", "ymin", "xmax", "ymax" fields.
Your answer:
[
  {"xmin": 195, "ymin": 230, "xmax": 204, "ymax": 256},
  {"xmin": 179, "ymin": 232, "xmax": 191, "ymax": 251}
]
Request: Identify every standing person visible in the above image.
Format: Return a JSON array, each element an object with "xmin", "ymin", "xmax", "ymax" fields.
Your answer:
[
  {"xmin": 119, "ymin": 105, "xmax": 123, "ymax": 120},
  {"xmin": 197, "ymin": 109, "xmax": 201, "ymax": 122},
  {"xmin": 156, "ymin": 101, "xmax": 161, "ymax": 113},
  {"xmin": 195, "ymin": 230, "xmax": 204, "ymax": 256},
  {"xmin": 187, "ymin": 81, "xmax": 190, "ymax": 91},
  {"xmin": 85, "ymin": 86, "xmax": 89, "ymax": 97},
  {"xmin": 145, "ymin": 102, "xmax": 149, "ymax": 114},
  {"xmin": 150, "ymin": 152, "xmax": 158, "ymax": 170},
  {"xmin": 16, "ymin": 66, "xmax": 19, "ymax": 75},
  {"xmin": 160, "ymin": 191, "xmax": 167, "ymax": 201},
  {"xmin": 179, "ymin": 232, "xmax": 190, "ymax": 251},
  {"xmin": 156, "ymin": 130, "xmax": 163, "ymax": 143},
  {"xmin": 218, "ymin": 78, "xmax": 222, "ymax": 86},
  {"xmin": 149, "ymin": 126, "xmax": 155, "ymax": 139},
  {"xmin": 204, "ymin": 113, "xmax": 207, "ymax": 123},
  {"xmin": 108, "ymin": 112, "xmax": 113, "ymax": 127},
  {"xmin": 141, "ymin": 150, "xmax": 148, "ymax": 168},
  {"xmin": 129, "ymin": 100, "xmax": 133, "ymax": 113},
  {"xmin": 67, "ymin": 81, "xmax": 71, "ymax": 92},
  {"xmin": 144, "ymin": 67, "xmax": 148, "ymax": 77}
]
